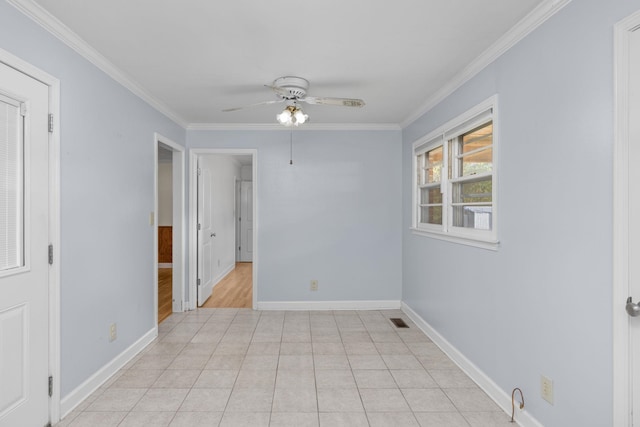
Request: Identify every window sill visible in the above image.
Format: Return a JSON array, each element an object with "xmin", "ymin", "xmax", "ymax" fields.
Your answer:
[{"xmin": 410, "ymin": 228, "xmax": 499, "ymax": 251}]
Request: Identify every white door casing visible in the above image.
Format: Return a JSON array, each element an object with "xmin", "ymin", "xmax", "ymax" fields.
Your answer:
[
  {"xmin": 613, "ymin": 10, "xmax": 640, "ymax": 427},
  {"xmin": 628, "ymin": 21, "xmax": 640, "ymax": 427},
  {"xmin": 240, "ymin": 181, "xmax": 253, "ymax": 262},
  {"xmin": 0, "ymin": 62, "xmax": 50, "ymax": 427},
  {"xmin": 197, "ymin": 158, "xmax": 215, "ymax": 306}
]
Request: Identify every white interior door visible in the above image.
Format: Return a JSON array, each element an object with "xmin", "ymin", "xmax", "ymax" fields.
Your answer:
[
  {"xmin": 628, "ymin": 24, "xmax": 640, "ymax": 427},
  {"xmin": 0, "ymin": 63, "xmax": 50, "ymax": 426},
  {"xmin": 239, "ymin": 181, "xmax": 253, "ymax": 262},
  {"xmin": 197, "ymin": 158, "xmax": 215, "ymax": 306}
]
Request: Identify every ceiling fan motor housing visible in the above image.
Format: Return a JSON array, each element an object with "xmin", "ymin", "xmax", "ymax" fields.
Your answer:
[{"xmin": 273, "ymin": 76, "xmax": 309, "ymax": 99}]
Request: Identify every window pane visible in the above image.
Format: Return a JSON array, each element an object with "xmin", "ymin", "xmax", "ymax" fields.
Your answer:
[
  {"xmin": 452, "ymin": 122, "xmax": 493, "ymax": 177},
  {"xmin": 459, "ymin": 148, "xmax": 492, "ymax": 176},
  {"xmin": 420, "ymin": 206, "xmax": 442, "ymax": 225},
  {"xmin": 461, "ymin": 122, "xmax": 492, "ymax": 153},
  {"xmin": 420, "ymin": 187, "xmax": 442, "ymax": 204},
  {"xmin": 452, "ymin": 206, "xmax": 492, "ymax": 230},
  {"xmin": 418, "ymin": 145, "xmax": 443, "ymax": 184},
  {"xmin": 0, "ymin": 97, "xmax": 24, "ymax": 271},
  {"xmin": 452, "ymin": 177, "xmax": 492, "ymax": 204}
]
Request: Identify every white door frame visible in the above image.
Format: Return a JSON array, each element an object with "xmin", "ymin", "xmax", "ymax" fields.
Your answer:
[
  {"xmin": 154, "ymin": 134, "xmax": 186, "ymax": 320},
  {"xmin": 189, "ymin": 148, "xmax": 257, "ymax": 310},
  {"xmin": 613, "ymin": 9, "xmax": 640, "ymax": 427},
  {"xmin": 0, "ymin": 48, "xmax": 61, "ymax": 424}
]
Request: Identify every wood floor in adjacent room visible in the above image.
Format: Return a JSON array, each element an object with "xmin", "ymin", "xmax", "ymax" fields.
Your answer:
[
  {"xmin": 158, "ymin": 268, "xmax": 173, "ymax": 324},
  {"xmin": 202, "ymin": 262, "xmax": 252, "ymax": 308}
]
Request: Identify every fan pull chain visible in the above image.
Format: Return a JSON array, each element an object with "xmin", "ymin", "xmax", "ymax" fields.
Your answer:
[{"xmin": 289, "ymin": 127, "xmax": 294, "ymax": 165}]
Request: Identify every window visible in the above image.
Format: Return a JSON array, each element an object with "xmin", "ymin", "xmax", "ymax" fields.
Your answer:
[
  {"xmin": 0, "ymin": 94, "xmax": 24, "ymax": 271},
  {"xmin": 412, "ymin": 96, "xmax": 498, "ymax": 248}
]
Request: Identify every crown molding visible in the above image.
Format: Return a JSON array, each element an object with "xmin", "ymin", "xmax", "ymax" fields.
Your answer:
[
  {"xmin": 7, "ymin": 0, "xmax": 189, "ymax": 129},
  {"xmin": 187, "ymin": 122, "xmax": 401, "ymax": 132},
  {"xmin": 400, "ymin": 0, "xmax": 571, "ymax": 129}
]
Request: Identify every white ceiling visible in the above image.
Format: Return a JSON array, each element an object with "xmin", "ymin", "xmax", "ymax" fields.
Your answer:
[{"xmin": 24, "ymin": 0, "xmax": 544, "ymax": 128}]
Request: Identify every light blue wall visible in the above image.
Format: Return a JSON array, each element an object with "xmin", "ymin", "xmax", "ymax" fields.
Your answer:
[
  {"xmin": 402, "ymin": 1, "xmax": 637, "ymax": 426},
  {"xmin": 188, "ymin": 130, "xmax": 403, "ymax": 303},
  {"xmin": 3, "ymin": 0, "xmax": 632, "ymax": 422},
  {"xmin": 0, "ymin": 1, "xmax": 186, "ymax": 396}
]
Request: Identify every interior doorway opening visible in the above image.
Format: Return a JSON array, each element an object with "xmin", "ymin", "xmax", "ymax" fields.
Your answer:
[
  {"xmin": 189, "ymin": 149, "xmax": 257, "ymax": 310},
  {"xmin": 154, "ymin": 134, "xmax": 185, "ymax": 324}
]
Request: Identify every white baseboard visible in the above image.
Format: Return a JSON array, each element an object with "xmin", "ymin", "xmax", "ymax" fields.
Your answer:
[
  {"xmin": 158, "ymin": 263, "xmax": 172, "ymax": 268},
  {"xmin": 60, "ymin": 327, "xmax": 157, "ymax": 418},
  {"xmin": 257, "ymin": 300, "xmax": 401, "ymax": 311},
  {"xmin": 401, "ymin": 302, "xmax": 543, "ymax": 427}
]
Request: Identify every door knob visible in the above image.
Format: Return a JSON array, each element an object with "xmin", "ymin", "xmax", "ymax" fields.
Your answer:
[
  {"xmin": 626, "ymin": 297, "xmax": 640, "ymax": 317},
  {"xmin": 211, "ymin": 232, "xmax": 216, "ymax": 238}
]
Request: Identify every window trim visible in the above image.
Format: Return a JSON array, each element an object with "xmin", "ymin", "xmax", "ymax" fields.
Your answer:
[{"xmin": 411, "ymin": 95, "xmax": 499, "ymax": 250}]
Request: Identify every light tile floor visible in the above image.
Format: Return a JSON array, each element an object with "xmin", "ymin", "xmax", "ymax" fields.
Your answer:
[{"xmin": 56, "ymin": 309, "xmax": 516, "ymax": 427}]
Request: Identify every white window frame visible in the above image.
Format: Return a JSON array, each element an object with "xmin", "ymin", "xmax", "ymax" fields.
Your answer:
[{"xmin": 411, "ymin": 95, "xmax": 499, "ymax": 250}]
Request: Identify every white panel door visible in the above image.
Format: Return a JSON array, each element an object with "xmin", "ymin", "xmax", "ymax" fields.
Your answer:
[
  {"xmin": 0, "ymin": 63, "xmax": 50, "ymax": 426},
  {"xmin": 629, "ymin": 25, "xmax": 640, "ymax": 427},
  {"xmin": 239, "ymin": 181, "xmax": 253, "ymax": 262},
  {"xmin": 197, "ymin": 158, "xmax": 215, "ymax": 306}
]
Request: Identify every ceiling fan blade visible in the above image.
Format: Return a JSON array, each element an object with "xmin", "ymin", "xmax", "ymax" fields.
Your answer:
[
  {"xmin": 222, "ymin": 99, "xmax": 284, "ymax": 112},
  {"xmin": 300, "ymin": 96, "xmax": 365, "ymax": 107}
]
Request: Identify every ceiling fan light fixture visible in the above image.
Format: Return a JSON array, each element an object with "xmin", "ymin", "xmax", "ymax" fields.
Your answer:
[
  {"xmin": 276, "ymin": 108, "xmax": 293, "ymax": 126},
  {"xmin": 294, "ymin": 109, "xmax": 308, "ymax": 125},
  {"xmin": 277, "ymin": 105, "xmax": 307, "ymax": 127}
]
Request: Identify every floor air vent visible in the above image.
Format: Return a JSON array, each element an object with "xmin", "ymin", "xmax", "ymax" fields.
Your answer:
[{"xmin": 390, "ymin": 318, "xmax": 409, "ymax": 328}]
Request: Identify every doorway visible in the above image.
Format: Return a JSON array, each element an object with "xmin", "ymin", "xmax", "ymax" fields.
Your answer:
[
  {"xmin": 189, "ymin": 149, "xmax": 257, "ymax": 310},
  {"xmin": 613, "ymin": 9, "xmax": 640, "ymax": 427},
  {"xmin": 154, "ymin": 134, "xmax": 185, "ymax": 325}
]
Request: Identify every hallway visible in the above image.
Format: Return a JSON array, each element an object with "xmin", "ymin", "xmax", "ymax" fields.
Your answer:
[{"xmin": 57, "ymin": 309, "xmax": 511, "ymax": 427}]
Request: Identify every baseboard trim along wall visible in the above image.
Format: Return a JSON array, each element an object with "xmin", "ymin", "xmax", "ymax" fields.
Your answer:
[
  {"xmin": 401, "ymin": 302, "xmax": 544, "ymax": 427},
  {"xmin": 60, "ymin": 327, "xmax": 157, "ymax": 418},
  {"xmin": 257, "ymin": 300, "xmax": 402, "ymax": 311}
]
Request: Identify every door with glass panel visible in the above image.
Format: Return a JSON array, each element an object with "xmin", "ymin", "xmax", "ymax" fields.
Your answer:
[{"xmin": 0, "ymin": 62, "xmax": 50, "ymax": 427}]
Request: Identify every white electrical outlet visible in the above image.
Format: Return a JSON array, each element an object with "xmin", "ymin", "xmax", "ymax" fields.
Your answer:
[
  {"xmin": 541, "ymin": 375, "xmax": 554, "ymax": 405},
  {"xmin": 109, "ymin": 323, "xmax": 117, "ymax": 342},
  {"xmin": 310, "ymin": 280, "xmax": 318, "ymax": 291}
]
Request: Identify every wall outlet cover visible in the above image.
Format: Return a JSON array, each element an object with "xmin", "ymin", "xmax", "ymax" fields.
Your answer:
[
  {"xmin": 109, "ymin": 323, "xmax": 117, "ymax": 342},
  {"xmin": 541, "ymin": 375, "xmax": 554, "ymax": 405}
]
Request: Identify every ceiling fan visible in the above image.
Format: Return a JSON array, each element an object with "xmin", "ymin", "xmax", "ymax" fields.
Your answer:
[{"xmin": 222, "ymin": 76, "xmax": 365, "ymax": 126}]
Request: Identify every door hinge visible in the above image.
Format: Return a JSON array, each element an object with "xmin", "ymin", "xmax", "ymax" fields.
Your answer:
[
  {"xmin": 48, "ymin": 375, "xmax": 53, "ymax": 397},
  {"xmin": 197, "ymin": 168, "xmax": 201, "ymax": 176},
  {"xmin": 48, "ymin": 114, "xmax": 54, "ymax": 133},
  {"xmin": 48, "ymin": 244, "xmax": 53, "ymax": 265},
  {"xmin": 197, "ymin": 278, "xmax": 201, "ymax": 286},
  {"xmin": 197, "ymin": 223, "xmax": 201, "ymax": 231},
  {"xmin": 20, "ymin": 102, "xmax": 27, "ymax": 116},
  {"xmin": 238, "ymin": 246, "xmax": 241, "ymax": 251},
  {"xmin": 239, "ymin": 217, "xmax": 241, "ymax": 222}
]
